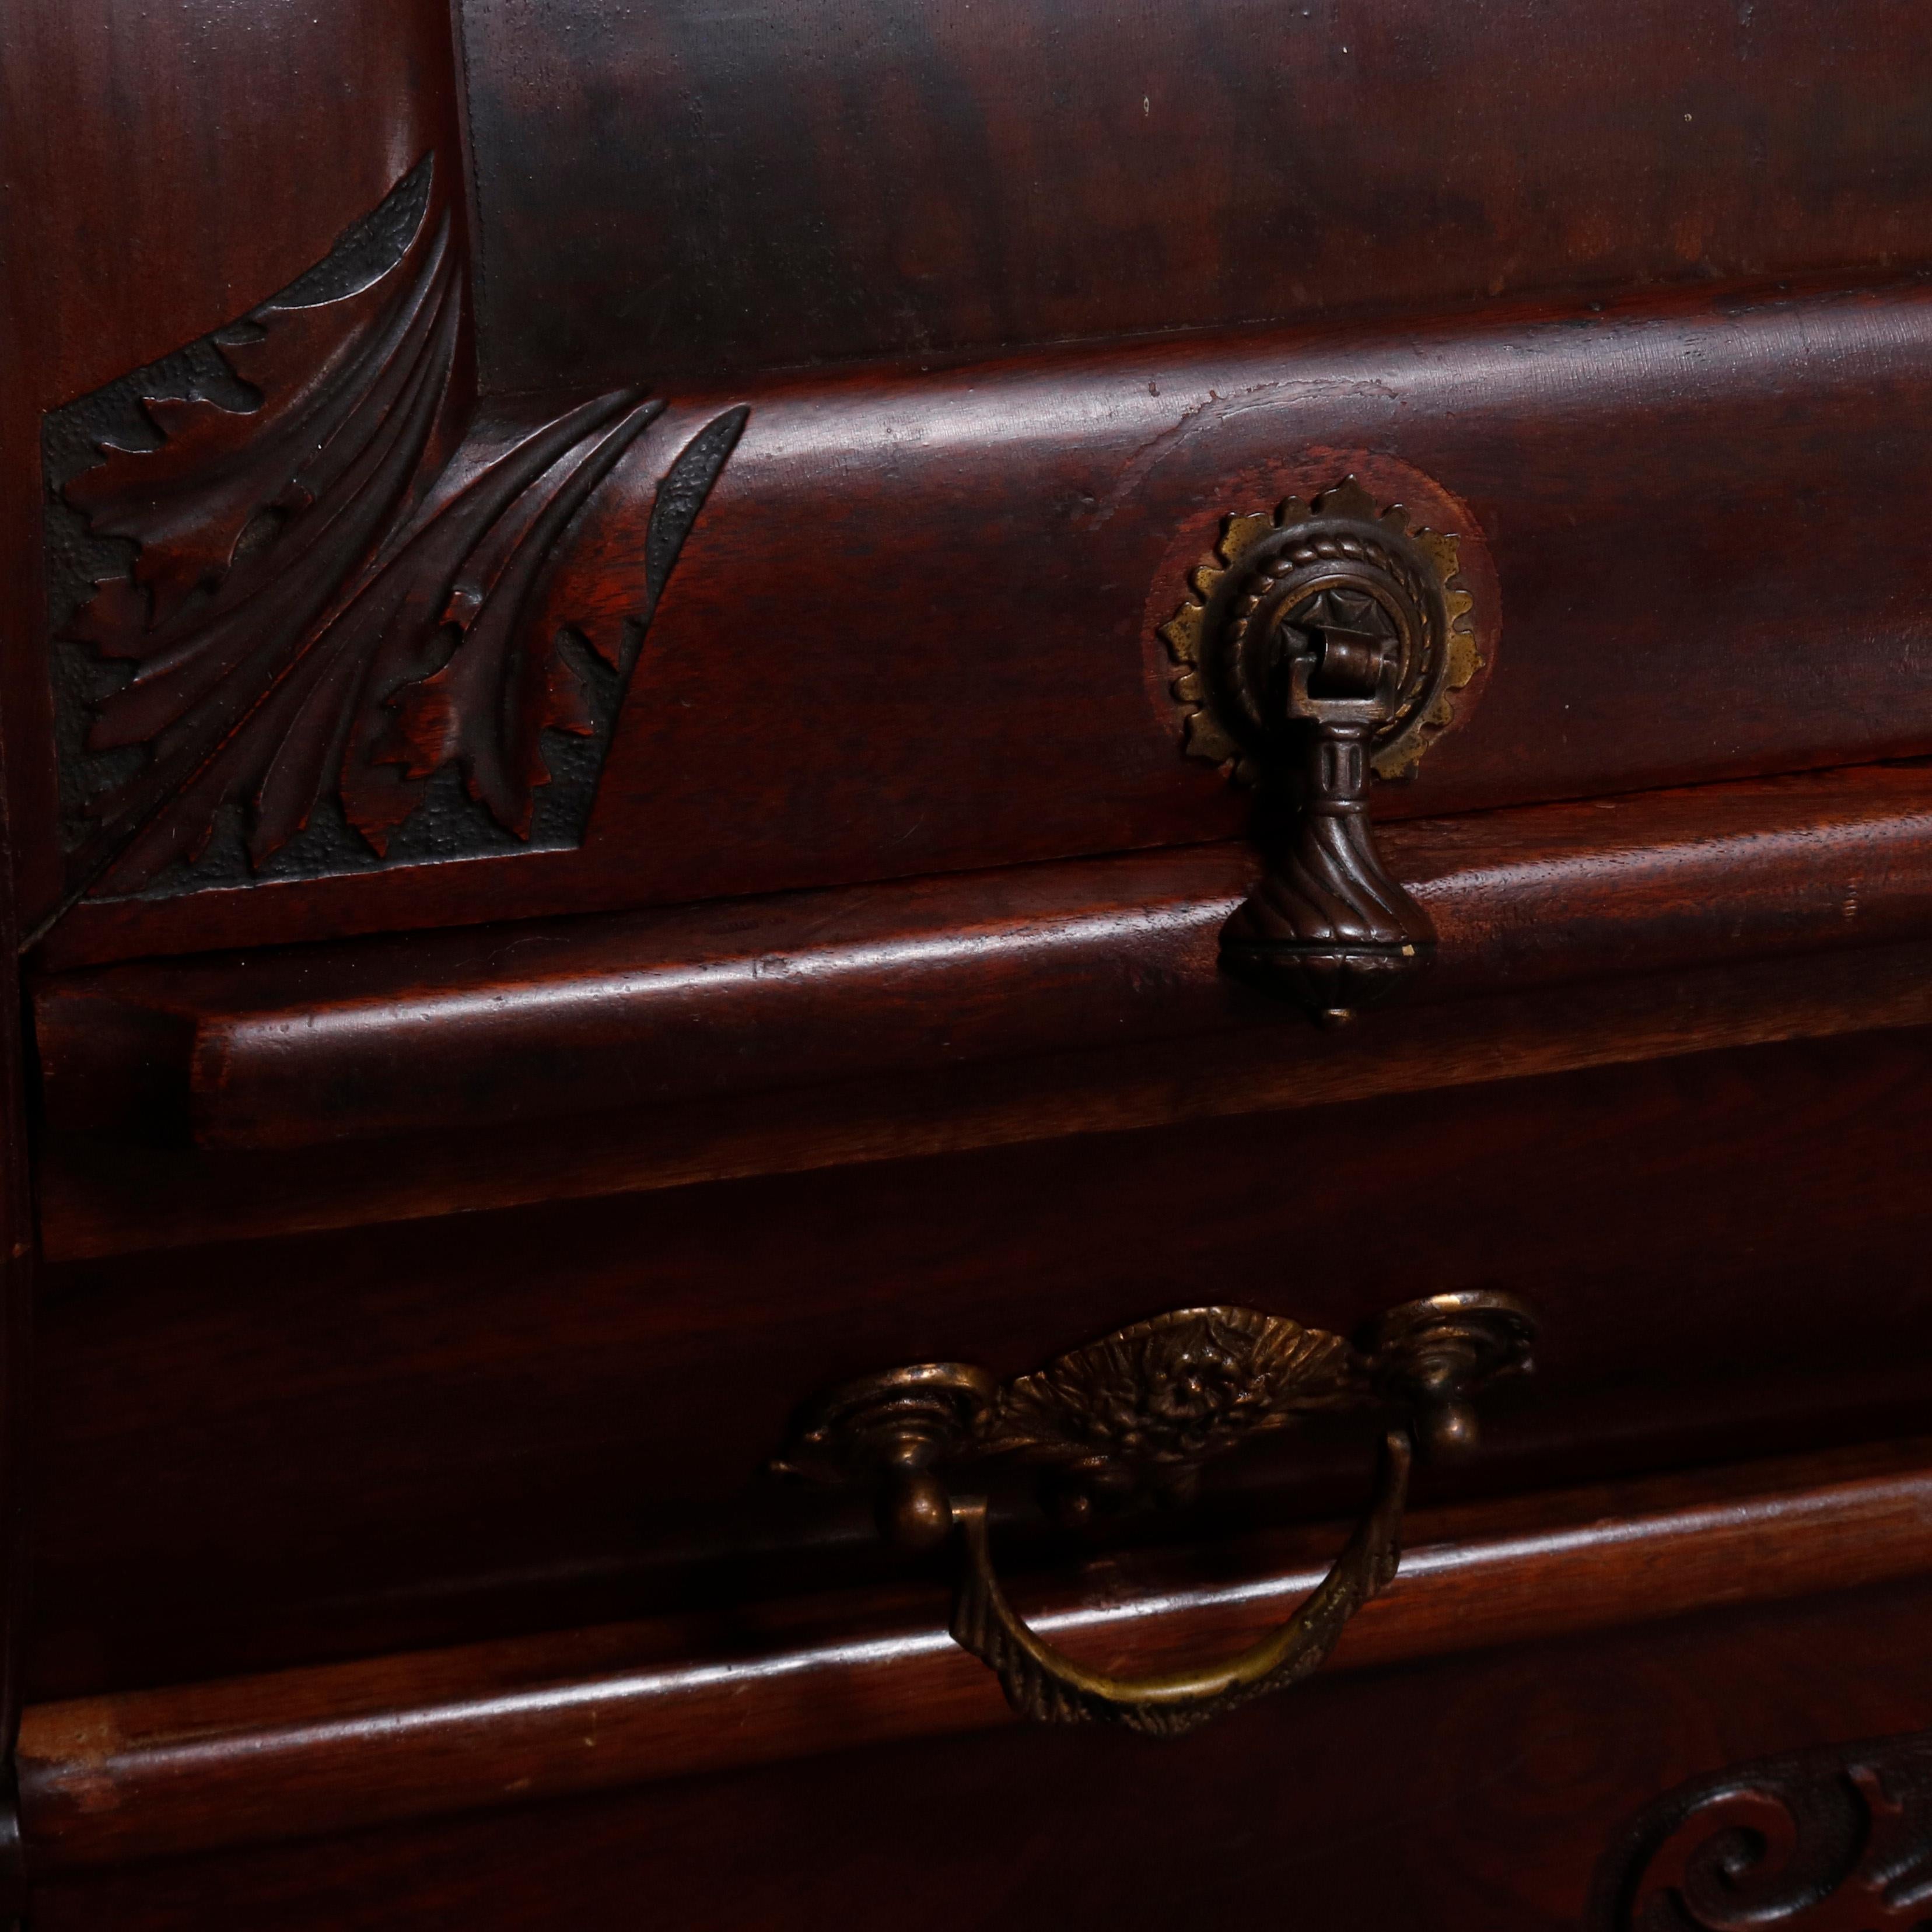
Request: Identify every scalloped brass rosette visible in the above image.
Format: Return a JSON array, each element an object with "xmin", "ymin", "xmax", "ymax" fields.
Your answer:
[{"xmin": 1160, "ymin": 476, "xmax": 1479, "ymax": 784}]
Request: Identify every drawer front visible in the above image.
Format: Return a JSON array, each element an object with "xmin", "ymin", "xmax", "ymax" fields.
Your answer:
[
  {"xmin": 13, "ymin": 0, "xmax": 1932, "ymax": 967},
  {"xmin": 37, "ymin": 240, "xmax": 1932, "ymax": 968},
  {"xmin": 463, "ymin": 0, "xmax": 1932, "ymax": 393},
  {"xmin": 30, "ymin": 1016, "xmax": 1932, "ymax": 1700}
]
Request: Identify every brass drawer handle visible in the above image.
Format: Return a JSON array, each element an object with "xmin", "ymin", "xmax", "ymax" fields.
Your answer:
[
  {"xmin": 777, "ymin": 1292, "xmax": 1534, "ymax": 1736},
  {"xmin": 946, "ymin": 1432, "xmax": 1409, "ymax": 1733},
  {"xmin": 1163, "ymin": 477, "xmax": 1486, "ymax": 1026}
]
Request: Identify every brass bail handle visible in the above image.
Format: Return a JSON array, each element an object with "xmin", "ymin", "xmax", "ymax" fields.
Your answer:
[{"xmin": 775, "ymin": 1291, "xmax": 1536, "ymax": 1737}]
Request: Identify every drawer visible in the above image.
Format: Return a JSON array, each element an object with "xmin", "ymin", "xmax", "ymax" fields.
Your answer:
[
  {"xmin": 28, "ymin": 979, "xmax": 1932, "ymax": 1699},
  {"xmin": 27, "ymin": 776, "xmax": 1932, "ymax": 1706}
]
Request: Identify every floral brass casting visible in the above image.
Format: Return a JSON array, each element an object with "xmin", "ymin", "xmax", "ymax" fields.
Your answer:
[{"xmin": 777, "ymin": 1292, "xmax": 1535, "ymax": 1736}]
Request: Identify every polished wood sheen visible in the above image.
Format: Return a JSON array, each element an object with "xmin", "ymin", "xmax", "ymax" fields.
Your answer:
[
  {"xmin": 9, "ymin": 0, "xmax": 1932, "ymax": 965},
  {"xmin": 5, "ymin": 0, "xmax": 1932, "ymax": 1921},
  {"xmin": 34, "ymin": 285, "xmax": 1932, "ymax": 964},
  {"xmin": 35, "ymin": 764, "xmax": 1932, "ymax": 1153},
  {"xmin": 20, "ymin": 1439, "xmax": 1932, "ymax": 1877},
  {"xmin": 28, "ymin": 1003, "xmax": 1932, "ymax": 1709}
]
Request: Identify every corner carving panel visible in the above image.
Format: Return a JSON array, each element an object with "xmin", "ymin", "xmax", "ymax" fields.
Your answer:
[
  {"xmin": 1588, "ymin": 1731, "xmax": 1932, "ymax": 1930},
  {"xmin": 42, "ymin": 158, "xmax": 746, "ymax": 907}
]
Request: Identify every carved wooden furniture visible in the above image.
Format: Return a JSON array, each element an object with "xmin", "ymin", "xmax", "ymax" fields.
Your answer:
[{"xmin": 5, "ymin": 1, "xmax": 1932, "ymax": 1926}]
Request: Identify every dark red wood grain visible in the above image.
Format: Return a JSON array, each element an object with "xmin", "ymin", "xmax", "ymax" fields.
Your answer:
[
  {"xmin": 37, "ymin": 750, "xmax": 1932, "ymax": 1266},
  {"xmin": 10, "ymin": 0, "xmax": 1932, "ymax": 1919},
  {"xmin": 0, "ymin": 685, "xmax": 34, "ymax": 1915},
  {"xmin": 0, "ymin": 0, "xmax": 464, "ymax": 931},
  {"xmin": 16, "ymin": 0, "xmax": 1932, "ymax": 968},
  {"xmin": 30, "ymin": 1007, "xmax": 1932, "ymax": 1705},
  {"xmin": 37, "ymin": 935, "xmax": 1932, "ymax": 1264},
  {"xmin": 1, "ymin": 3, "xmax": 457, "ymax": 414},
  {"xmin": 459, "ymin": 0, "xmax": 1932, "ymax": 390}
]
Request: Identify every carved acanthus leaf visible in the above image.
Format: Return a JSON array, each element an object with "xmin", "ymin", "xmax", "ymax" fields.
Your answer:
[{"xmin": 48, "ymin": 156, "xmax": 746, "ymax": 904}]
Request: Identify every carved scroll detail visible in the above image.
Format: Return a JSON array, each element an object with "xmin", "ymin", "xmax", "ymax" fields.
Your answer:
[
  {"xmin": 44, "ymin": 158, "xmax": 746, "ymax": 903},
  {"xmin": 1588, "ymin": 1731, "xmax": 1932, "ymax": 1930}
]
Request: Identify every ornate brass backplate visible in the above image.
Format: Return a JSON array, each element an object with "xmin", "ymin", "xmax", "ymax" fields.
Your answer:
[
  {"xmin": 1160, "ymin": 474, "xmax": 1489, "ymax": 1025},
  {"xmin": 776, "ymin": 1292, "xmax": 1536, "ymax": 1735}
]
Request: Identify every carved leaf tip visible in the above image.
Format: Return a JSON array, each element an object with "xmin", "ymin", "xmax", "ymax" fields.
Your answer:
[{"xmin": 64, "ymin": 577, "xmax": 152, "ymax": 657}]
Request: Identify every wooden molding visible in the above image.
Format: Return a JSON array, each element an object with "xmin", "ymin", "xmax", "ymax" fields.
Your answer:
[
  {"xmin": 34, "ymin": 762, "xmax": 1932, "ymax": 1258},
  {"xmin": 19, "ymin": 1438, "xmax": 1932, "ymax": 1877}
]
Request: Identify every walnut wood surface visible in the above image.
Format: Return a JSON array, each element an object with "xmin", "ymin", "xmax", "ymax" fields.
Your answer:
[
  {"xmin": 0, "ymin": 0, "xmax": 465, "ymax": 926},
  {"xmin": 13, "ymin": 1, "xmax": 1932, "ymax": 967},
  {"xmin": 8, "ymin": 3, "xmax": 1932, "ymax": 1922},
  {"xmin": 42, "ymin": 936, "xmax": 1932, "ymax": 1265},
  {"xmin": 38, "ymin": 818, "xmax": 1932, "ymax": 1264},
  {"xmin": 20, "ymin": 1438, "xmax": 1932, "ymax": 1877},
  {"xmin": 38, "ymin": 153, "xmax": 751, "ymax": 923},
  {"xmin": 0, "ymin": 674, "xmax": 33, "ymax": 1916}
]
